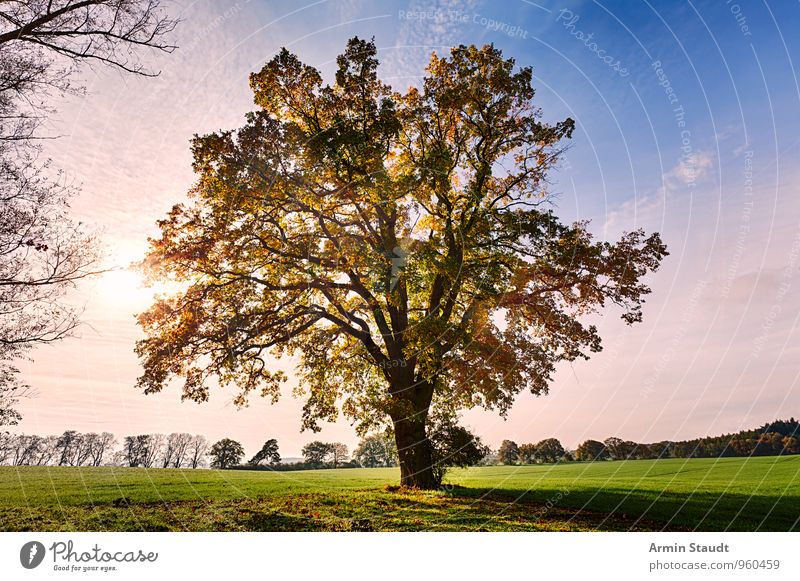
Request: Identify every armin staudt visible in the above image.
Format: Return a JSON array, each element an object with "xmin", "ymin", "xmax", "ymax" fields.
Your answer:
[{"xmin": 650, "ymin": 542, "xmax": 730, "ymax": 553}]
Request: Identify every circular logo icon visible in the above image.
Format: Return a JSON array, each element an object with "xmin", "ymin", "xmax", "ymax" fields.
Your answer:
[{"xmin": 20, "ymin": 541, "xmax": 46, "ymax": 569}]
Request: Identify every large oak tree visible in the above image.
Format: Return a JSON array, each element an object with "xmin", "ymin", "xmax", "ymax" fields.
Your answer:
[
  {"xmin": 136, "ymin": 38, "xmax": 667, "ymax": 488},
  {"xmin": 0, "ymin": 0, "xmax": 178, "ymax": 424}
]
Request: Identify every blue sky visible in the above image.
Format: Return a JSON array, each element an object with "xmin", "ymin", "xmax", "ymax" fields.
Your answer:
[{"xmin": 16, "ymin": 0, "xmax": 800, "ymax": 457}]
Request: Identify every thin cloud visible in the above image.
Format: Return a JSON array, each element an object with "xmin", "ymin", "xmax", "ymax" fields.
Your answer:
[{"xmin": 663, "ymin": 150, "xmax": 714, "ymax": 188}]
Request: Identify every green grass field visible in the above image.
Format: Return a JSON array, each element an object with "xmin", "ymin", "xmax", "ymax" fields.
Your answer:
[{"xmin": 1, "ymin": 456, "xmax": 798, "ymax": 531}]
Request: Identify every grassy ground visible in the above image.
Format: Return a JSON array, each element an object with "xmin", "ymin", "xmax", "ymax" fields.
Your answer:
[{"xmin": 0, "ymin": 456, "xmax": 798, "ymax": 531}]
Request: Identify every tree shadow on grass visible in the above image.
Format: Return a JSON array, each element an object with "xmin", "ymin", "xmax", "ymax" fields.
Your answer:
[
  {"xmin": 443, "ymin": 486, "xmax": 800, "ymax": 531},
  {"xmin": 243, "ymin": 511, "xmax": 326, "ymax": 532},
  {"xmin": 3, "ymin": 486, "xmax": 796, "ymax": 532}
]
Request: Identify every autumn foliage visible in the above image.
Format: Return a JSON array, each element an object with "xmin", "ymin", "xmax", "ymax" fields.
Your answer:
[{"xmin": 136, "ymin": 38, "xmax": 667, "ymax": 488}]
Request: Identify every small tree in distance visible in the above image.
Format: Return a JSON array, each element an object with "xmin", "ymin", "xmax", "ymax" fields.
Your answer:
[
  {"xmin": 329, "ymin": 443, "xmax": 348, "ymax": 468},
  {"xmin": 88, "ymin": 432, "xmax": 116, "ymax": 467},
  {"xmin": 188, "ymin": 435, "xmax": 208, "ymax": 469},
  {"xmin": 354, "ymin": 433, "xmax": 398, "ymax": 467},
  {"xmin": 575, "ymin": 439, "xmax": 608, "ymax": 462},
  {"xmin": 122, "ymin": 435, "xmax": 149, "ymax": 467},
  {"xmin": 209, "ymin": 438, "xmax": 244, "ymax": 469},
  {"xmin": 301, "ymin": 441, "xmax": 332, "ymax": 467},
  {"xmin": 299, "ymin": 441, "xmax": 349, "ymax": 468},
  {"xmin": 162, "ymin": 432, "xmax": 193, "ymax": 468},
  {"xmin": 607, "ymin": 440, "xmax": 628, "ymax": 459},
  {"xmin": 535, "ymin": 438, "xmax": 566, "ymax": 463},
  {"xmin": 249, "ymin": 438, "xmax": 281, "ymax": 466},
  {"xmin": 498, "ymin": 440, "xmax": 520, "ymax": 465},
  {"xmin": 518, "ymin": 443, "xmax": 537, "ymax": 464}
]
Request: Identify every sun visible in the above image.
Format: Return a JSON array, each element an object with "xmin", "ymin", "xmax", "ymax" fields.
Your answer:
[{"xmin": 93, "ymin": 267, "xmax": 159, "ymax": 310}]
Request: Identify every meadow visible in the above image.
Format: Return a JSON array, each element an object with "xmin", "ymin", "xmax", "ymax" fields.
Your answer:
[{"xmin": 0, "ymin": 456, "xmax": 798, "ymax": 532}]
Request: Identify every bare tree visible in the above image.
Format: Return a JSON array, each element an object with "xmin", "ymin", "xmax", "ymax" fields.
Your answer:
[
  {"xmin": 88, "ymin": 431, "xmax": 115, "ymax": 466},
  {"xmin": 0, "ymin": 431, "xmax": 12, "ymax": 463},
  {"xmin": 329, "ymin": 443, "xmax": 348, "ymax": 469},
  {"xmin": 8, "ymin": 434, "xmax": 24, "ymax": 464},
  {"xmin": 0, "ymin": 156, "xmax": 101, "ymax": 425},
  {"xmin": 55, "ymin": 429, "xmax": 79, "ymax": 465},
  {"xmin": 0, "ymin": 364, "xmax": 26, "ymax": 426},
  {"xmin": 141, "ymin": 433, "xmax": 163, "ymax": 467},
  {"xmin": 187, "ymin": 434, "xmax": 207, "ymax": 469},
  {"xmin": 72, "ymin": 432, "xmax": 96, "ymax": 465},
  {"xmin": 122, "ymin": 434, "xmax": 147, "ymax": 467},
  {"xmin": 10, "ymin": 433, "xmax": 42, "ymax": 465},
  {"xmin": 163, "ymin": 432, "xmax": 191, "ymax": 468},
  {"xmin": 33, "ymin": 434, "xmax": 58, "ymax": 465},
  {"xmin": 0, "ymin": 0, "xmax": 178, "ymax": 424},
  {"xmin": 160, "ymin": 435, "xmax": 175, "ymax": 468},
  {"xmin": 0, "ymin": 0, "xmax": 179, "ymax": 143},
  {"xmin": 109, "ymin": 449, "xmax": 125, "ymax": 466}
]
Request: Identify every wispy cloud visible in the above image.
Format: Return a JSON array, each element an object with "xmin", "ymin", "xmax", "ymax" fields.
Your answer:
[
  {"xmin": 383, "ymin": 0, "xmax": 479, "ymax": 87},
  {"xmin": 663, "ymin": 150, "xmax": 714, "ymax": 189}
]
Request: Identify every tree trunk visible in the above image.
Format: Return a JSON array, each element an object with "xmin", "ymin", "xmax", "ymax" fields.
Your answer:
[{"xmin": 393, "ymin": 414, "xmax": 437, "ymax": 489}]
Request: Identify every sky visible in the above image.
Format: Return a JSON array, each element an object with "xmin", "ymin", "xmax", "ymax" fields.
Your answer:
[{"xmin": 13, "ymin": 0, "xmax": 800, "ymax": 457}]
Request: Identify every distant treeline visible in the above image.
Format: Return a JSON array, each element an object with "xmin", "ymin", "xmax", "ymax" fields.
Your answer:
[
  {"xmin": 0, "ymin": 431, "xmax": 398, "ymax": 470},
  {"xmin": 228, "ymin": 461, "xmax": 361, "ymax": 472},
  {"xmin": 496, "ymin": 418, "xmax": 800, "ymax": 464},
  {"xmin": 576, "ymin": 418, "xmax": 800, "ymax": 461},
  {"xmin": 0, "ymin": 431, "xmax": 210, "ymax": 468},
  {"xmin": 2, "ymin": 418, "xmax": 797, "ymax": 469}
]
